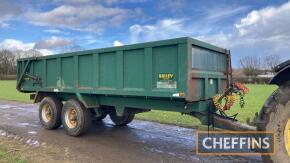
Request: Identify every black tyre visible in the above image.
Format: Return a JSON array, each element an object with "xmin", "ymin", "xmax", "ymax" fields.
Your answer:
[
  {"xmin": 258, "ymin": 82, "xmax": 290, "ymax": 163},
  {"xmin": 109, "ymin": 109, "xmax": 135, "ymax": 126},
  {"xmin": 39, "ymin": 96, "xmax": 62, "ymax": 130},
  {"xmin": 61, "ymin": 99, "xmax": 92, "ymax": 136}
]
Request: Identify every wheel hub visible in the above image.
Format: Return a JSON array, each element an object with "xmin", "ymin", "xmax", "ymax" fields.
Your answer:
[
  {"xmin": 285, "ymin": 118, "xmax": 290, "ymax": 157},
  {"xmin": 42, "ymin": 104, "xmax": 52, "ymax": 123},
  {"xmin": 65, "ymin": 108, "xmax": 77, "ymax": 128}
]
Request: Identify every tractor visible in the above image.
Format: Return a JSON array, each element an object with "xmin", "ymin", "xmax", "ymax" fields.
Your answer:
[{"xmin": 258, "ymin": 60, "xmax": 290, "ymax": 162}]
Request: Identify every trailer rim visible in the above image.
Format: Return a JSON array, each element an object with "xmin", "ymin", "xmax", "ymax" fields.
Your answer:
[
  {"xmin": 64, "ymin": 108, "xmax": 78, "ymax": 129},
  {"xmin": 285, "ymin": 118, "xmax": 290, "ymax": 156},
  {"xmin": 41, "ymin": 103, "xmax": 53, "ymax": 123}
]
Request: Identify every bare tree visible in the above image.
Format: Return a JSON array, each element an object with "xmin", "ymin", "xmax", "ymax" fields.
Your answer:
[
  {"xmin": 0, "ymin": 50, "xmax": 16, "ymax": 75},
  {"xmin": 264, "ymin": 54, "xmax": 281, "ymax": 71},
  {"xmin": 239, "ymin": 56, "xmax": 262, "ymax": 76},
  {"xmin": 0, "ymin": 49, "xmax": 43, "ymax": 76},
  {"xmin": 14, "ymin": 49, "xmax": 42, "ymax": 59}
]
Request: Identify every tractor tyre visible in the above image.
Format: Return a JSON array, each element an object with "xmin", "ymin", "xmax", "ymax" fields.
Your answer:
[{"xmin": 258, "ymin": 82, "xmax": 290, "ymax": 163}]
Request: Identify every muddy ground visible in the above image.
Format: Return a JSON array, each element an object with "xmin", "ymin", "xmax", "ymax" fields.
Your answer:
[{"xmin": 0, "ymin": 100, "xmax": 262, "ymax": 163}]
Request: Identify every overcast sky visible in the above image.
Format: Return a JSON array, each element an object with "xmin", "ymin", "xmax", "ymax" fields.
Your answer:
[{"xmin": 0, "ymin": 0, "xmax": 289, "ymax": 67}]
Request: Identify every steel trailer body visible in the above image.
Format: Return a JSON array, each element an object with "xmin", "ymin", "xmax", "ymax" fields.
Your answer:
[{"xmin": 17, "ymin": 37, "xmax": 230, "ymax": 122}]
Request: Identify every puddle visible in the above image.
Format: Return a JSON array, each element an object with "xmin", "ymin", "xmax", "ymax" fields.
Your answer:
[
  {"xmin": 0, "ymin": 105, "xmax": 14, "ymax": 109},
  {"xmin": 0, "ymin": 130, "xmax": 7, "ymax": 136},
  {"xmin": 26, "ymin": 138, "xmax": 40, "ymax": 146},
  {"xmin": 0, "ymin": 129, "xmax": 41, "ymax": 147},
  {"xmin": 28, "ymin": 131, "xmax": 37, "ymax": 135},
  {"xmin": 19, "ymin": 123, "xmax": 30, "ymax": 126}
]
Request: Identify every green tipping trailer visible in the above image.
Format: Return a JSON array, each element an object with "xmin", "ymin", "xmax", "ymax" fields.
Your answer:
[{"xmin": 16, "ymin": 37, "xmax": 233, "ymax": 136}]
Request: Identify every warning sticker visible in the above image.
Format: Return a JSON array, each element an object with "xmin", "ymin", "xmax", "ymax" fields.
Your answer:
[{"xmin": 157, "ymin": 73, "xmax": 176, "ymax": 89}]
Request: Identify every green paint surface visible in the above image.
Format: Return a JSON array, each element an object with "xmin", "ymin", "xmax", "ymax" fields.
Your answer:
[
  {"xmin": 17, "ymin": 37, "xmax": 228, "ymax": 99},
  {"xmin": 16, "ymin": 37, "xmax": 230, "ymax": 115}
]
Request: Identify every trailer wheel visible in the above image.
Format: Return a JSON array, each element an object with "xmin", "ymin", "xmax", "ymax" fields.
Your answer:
[
  {"xmin": 258, "ymin": 82, "xmax": 290, "ymax": 163},
  {"xmin": 39, "ymin": 97, "xmax": 62, "ymax": 129},
  {"xmin": 109, "ymin": 109, "xmax": 135, "ymax": 126},
  {"xmin": 62, "ymin": 100, "xmax": 91, "ymax": 136}
]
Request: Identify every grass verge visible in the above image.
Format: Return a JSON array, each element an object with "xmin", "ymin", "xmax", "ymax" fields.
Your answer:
[
  {"xmin": 0, "ymin": 80, "xmax": 30, "ymax": 103},
  {"xmin": 0, "ymin": 147, "xmax": 26, "ymax": 163}
]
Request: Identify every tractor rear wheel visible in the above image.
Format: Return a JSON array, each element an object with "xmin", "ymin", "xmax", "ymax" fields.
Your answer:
[
  {"xmin": 258, "ymin": 82, "xmax": 290, "ymax": 163},
  {"xmin": 109, "ymin": 109, "xmax": 135, "ymax": 126}
]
